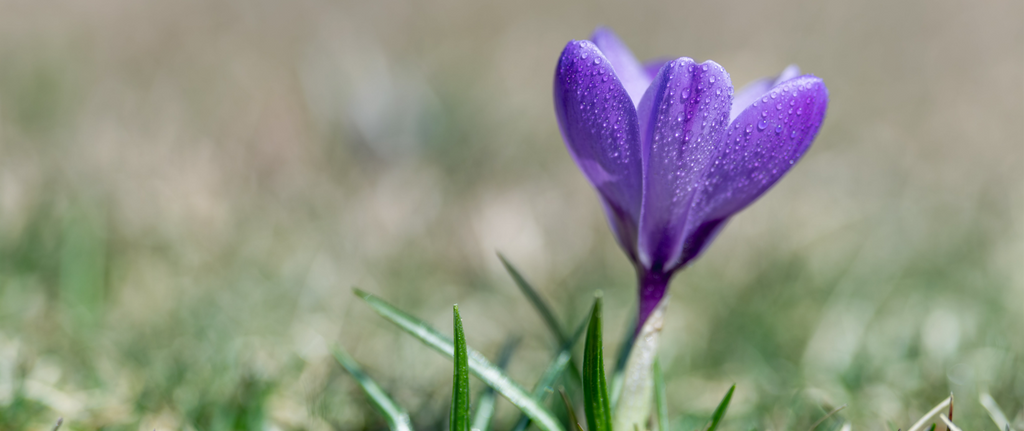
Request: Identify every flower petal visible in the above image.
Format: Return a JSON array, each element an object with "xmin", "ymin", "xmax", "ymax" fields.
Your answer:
[
  {"xmin": 635, "ymin": 58, "xmax": 733, "ymax": 272},
  {"xmin": 679, "ymin": 76, "xmax": 828, "ymax": 265},
  {"xmin": 729, "ymin": 64, "xmax": 800, "ymax": 121},
  {"xmin": 591, "ymin": 27, "xmax": 652, "ymax": 108},
  {"xmin": 554, "ymin": 40, "xmax": 644, "ymax": 259}
]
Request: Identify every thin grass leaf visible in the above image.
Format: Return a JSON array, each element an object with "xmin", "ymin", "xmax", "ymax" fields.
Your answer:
[
  {"xmin": 979, "ymin": 392, "xmax": 1012, "ymax": 431},
  {"xmin": 332, "ymin": 345, "xmax": 413, "ymax": 431},
  {"xmin": 654, "ymin": 357, "xmax": 669, "ymax": 431},
  {"xmin": 471, "ymin": 338, "xmax": 519, "ymax": 431},
  {"xmin": 939, "ymin": 414, "xmax": 963, "ymax": 431},
  {"xmin": 354, "ymin": 289, "xmax": 565, "ymax": 431},
  {"xmin": 450, "ymin": 305, "xmax": 471, "ymax": 431},
  {"xmin": 704, "ymin": 384, "xmax": 735, "ymax": 431},
  {"xmin": 559, "ymin": 388, "xmax": 584, "ymax": 431},
  {"xmin": 498, "ymin": 253, "xmax": 567, "ymax": 345},
  {"xmin": 907, "ymin": 396, "xmax": 952, "ymax": 431},
  {"xmin": 927, "ymin": 424, "xmax": 936, "ymax": 431},
  {"xmin": 807, "ymin": 404, "xmax": 846, "ymax": 431},
  {"xmin": 499, "ymin": 253, "xmax": 586, "ymax": 392},
  {"xmin": 583, "ymin": 295, "xmax": 612, "ymax": 431},
  {"xmin": 511, "ymin": 315, "xmax": 589, "ymax": 431}
]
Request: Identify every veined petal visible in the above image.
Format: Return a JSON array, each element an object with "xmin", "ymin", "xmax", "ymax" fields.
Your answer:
[
  {"xmin": 636, "ymin": 58, "xmax": 733, "ymax": 272},
  {"xmin": 730, "ymin": 64, "xmax": 800, "ymax": 121},
  {"xmin": 554, "ymin": 40, "xmax": 644, "ymax": 259},
  {"xmin": 591, "ymin": 27, "xmax": 652, "ymax": 108},
  {"xmin": 679, "ymin": 76, "xmax": 828, "ymax": 265}
]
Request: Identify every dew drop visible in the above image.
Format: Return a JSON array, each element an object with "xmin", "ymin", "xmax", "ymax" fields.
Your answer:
[
  {"xmin": 776, "ymin": 103, "xmax": 783, "ymax": 110},
  {"xmin": 757, "ymin": 120, "xmax": 768, "ymax": 131},
  {"xmin": 681, "ymin": 88, "xmax": 691, "ymax": 99},
  {"xmin": 761, "ymin": 110, "xmax": 768, "ymax": 118},
  {"xmin": 775, "ymin": 124, "xmax": 783, "ymax": 133},
  {"xmin": 790, "ymin": 130, "xmax": 799, "ymax": 138},
  {"xmin": 702, "ymin": 64, "xmax": 709, "ymax": 71},
  {"xmin": 594, "ymin": 58, "xmax": 602, "ymax": 65},
  {"xmin": 709, "ymin": 75, "xmax": 716, "ymax": 83},
  {"xmin": 745, "ymin": 124, "xmax": 753, "ymax": 133},
  {"xmin": 581, "ymin": 52, "xmax": 588, "ymax": 59},
  {"xmin": 770, "ymin": 92, "xmax": 778, "ymax": 99}
]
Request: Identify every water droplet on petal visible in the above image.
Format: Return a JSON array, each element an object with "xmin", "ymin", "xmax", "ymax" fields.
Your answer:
[
  {"xmin": 757, "ymin": 120, "xmax": 768, "ymax": 131},
  {"xmin": 594, "ymin": 58, "xmax": 602, "ymax": 65},
  {"xmin": 702, "ymin": 64, "xmax": 708, "ymax": 71},
  {"xmin": 745, "ymin": 124, "xmax": 753, "ymax": 133},
  {"xmin": 709, "ymin": 75, "xmax": 716, "ymax": 83},
  {"xmin": 775, "ymin": 124, "xmax": 783, "ymax": 133}
]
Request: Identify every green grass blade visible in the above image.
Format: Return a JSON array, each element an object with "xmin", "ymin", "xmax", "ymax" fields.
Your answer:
[
  {"xmin": 470, "ymin": 338, "xmax": 518, "ymax": 431},
  {"xmin": 450, "ymin": 305, "xmax": 471, "ymax": 431},
  {"xmin": 354, "ymin": 289, "xmax": 565, "ymax": 431},
  {"xmin": 654, "ymin": 357, "xmax": 668, "ymax": 431},
  {"xmin": 332, "ymin": 345, "xmax": 414, "ymax": 431},
  {"xmin": 559, "ymin": 388, "xmax": 584, "ymax": 431},
  {"xmin": 511, "ymin": 315, "xmax": 589, "ymax": 431},
  {"xmin": 705, "ymin": 384, "xmax": 735, "ymax": 431},
  {"xmin": 498, "ymin": 252, "xmax": 567, "ymax": 345},
  {"xmin": 583, "ymin": 295, "xmax": 612, "ymax": 431}
]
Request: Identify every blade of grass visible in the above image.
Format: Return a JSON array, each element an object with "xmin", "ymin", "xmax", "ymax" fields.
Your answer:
[
  {"xmin": 451, "ymin": 305, "xmax": 471, "ymax": 431},
  {"xmin": 704, "ymin": 384, "xmax": 735, "ymax": 431},
  {"xmin": 470, "ymin": 338, "xmax": 519, "ymax": 431},
  {"xmin": 654, "ymin": 357, "xmax": 668, "ymax": 431},
  {"xmin": 559, "ymin": 388, "xmax": 584, "ymax": 431},
  {"xmin": 498, "ymin": 253, "xmax": 585, "ymax": 390},
  {"xmin": 332, "ymin": 345, "xmax": 414, "ymax": 431},
  {"xmin": 807, "ymin": 404, "xmax": 847, "ymax": 431},
  {"xmin": 939, "ymin": 414, "xmax": 963, "ymax": 431},
  {"xmin": 907, "ymin": 396, "xmax": 952, "ymax": 431},
  {"xmin": 354, "ymin": 289, "xmax": 565, "ymax": 431},
  {"xmin": 583, "ymin": 294, "xmax": 612, "ymax": 431},
  {"xmin": 498, "ymin": 253, "xmax": 567, "ymax": 345},
  {"xmin": 979, "ymin": 392, "xmax": 1012, "ymax": 431},
  {"xmin": 511, "ymin": 314, "xmax": 589, "ymax": 431}
]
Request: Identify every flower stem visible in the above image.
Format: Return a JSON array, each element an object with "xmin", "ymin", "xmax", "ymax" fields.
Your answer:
[{"xmin": 637, "ymin": 270, "xmax": 671, "ymax": 330}]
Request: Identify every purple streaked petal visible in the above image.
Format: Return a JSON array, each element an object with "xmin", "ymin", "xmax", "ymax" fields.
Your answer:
[
  {"xmin": 591, "ymin": 27, "xmax": 651, "ymax": 108},
  {"xmin": 730, "ymin": 64, "xmax": 801, "ymax": 121},
  {"xmin": 554, "ymin": 40, "xmax": 643, "ymax": 259},
  {"xmin": 679, "ymin": 76, "xmax": 828, "ymax": 264},
  {"xmin": 635, "ymin": 58, "xmax": 733, "ymax": 272}
]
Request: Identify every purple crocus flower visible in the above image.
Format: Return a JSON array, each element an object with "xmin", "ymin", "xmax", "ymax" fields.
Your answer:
[{"xmin": 554, "ymin": 28, "xmax": 829, "ymax": 326}]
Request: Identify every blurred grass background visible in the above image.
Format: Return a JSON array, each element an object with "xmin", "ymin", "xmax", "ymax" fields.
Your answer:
[{"xmin": 0, "ymin": 0, "xmax": 1021, "ymax": 429}]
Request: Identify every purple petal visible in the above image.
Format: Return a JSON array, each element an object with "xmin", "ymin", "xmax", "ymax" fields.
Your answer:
[
  {"xmin": 635, "ymin": 58, "xmax": 733, "ymax": 272},
  {"xmin": 554, "ymin": 40, "xmax": 643, "ymax": 259},
  {"xmin": 730, "ymin": 64, "xmax": 801, "ymax": 121},
  {"xmin": 679, "ymin": 75, "xmax": 828, "ymax": 265},
  {"xmin": 591, "ymin": 27, "xmax": 652, "ymax": 108}
]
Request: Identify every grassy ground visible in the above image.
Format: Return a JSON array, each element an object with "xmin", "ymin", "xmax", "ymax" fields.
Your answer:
[{"xmin": 0, "ymin": 0, "xmax": 1021, "ymax": 429}]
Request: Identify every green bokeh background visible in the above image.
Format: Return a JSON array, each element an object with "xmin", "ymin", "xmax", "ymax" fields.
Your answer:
[{"xmin": 0, "ymin": 0, "xmax": 1020, "ymax": 429}]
